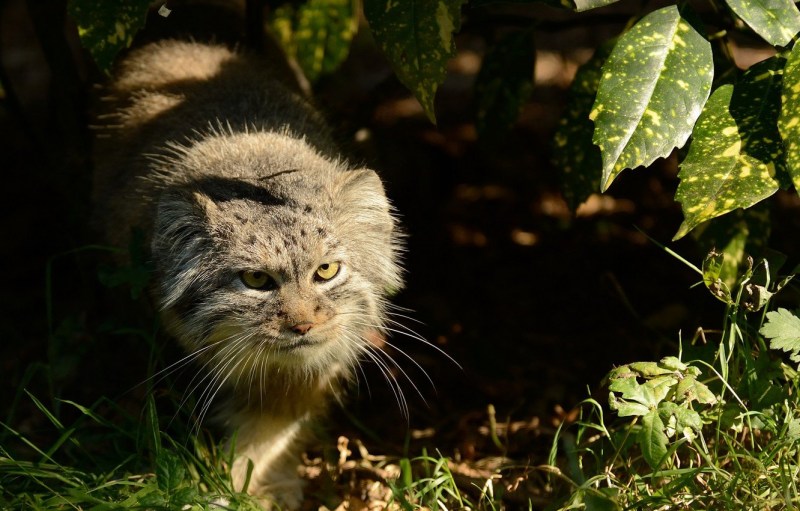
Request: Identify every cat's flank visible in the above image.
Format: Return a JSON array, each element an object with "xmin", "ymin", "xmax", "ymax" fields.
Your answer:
[{"xmin": 93, "ymin": 39, "xmax": 403, "ymax": 508}]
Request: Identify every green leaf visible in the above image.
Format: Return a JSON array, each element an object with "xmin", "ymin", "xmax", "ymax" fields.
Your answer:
[
  {"xmin": 609, "ymin": 393, "xmax": 650, "ymax": 417},
  {"xmin": 627, "ymin": 361, "xmax": 673, "ymax": 377},
  {"xmin": 469, "ymin": 0, "xmax": 620, "ymax": 11},
  {"xmin": 638, "ymin": 411, "xmax": 669, "ymax": 469},
  {"xmin": 269, "ymin": 0, "xmax": 358, "ymax": 82},
  {"xmin": 658, "ymin": 401, "xmax": 702, "ymax": 441},
  {"xmin": 590, "ymin": 6, "xmax": 713, "ymax": 191},
  {"xmin": 474, "ymin": 30, "xmax": 535, "ymax": 142},
  {"xmin": 760, "ymin": 308, "xmax": 800, "ymax": 362},
  {"xmin": 692, "ymin": 206, "xmax": 772, "ymax": 289},
  {"xmin": 364, "ymin": 0, "xmax": 466, "ymax": 123},
  {"xmin": 155, "ymin": 450, "xmax": 186, "ymax": 493},
  {"xmin": 779, "ymin": 40, "xmax": 800, "ymax": 194},
  {"xmin": 572, "ymin": 0, "xmax": 620, "ymax": 11},
  {"xmin": 170, "ymin": 486, "xmax": 198, "ymax": 506},
  {"xmin": 702, "ymin": 249, "xmax": 733, "ymax": 303},
  {"xmin": 608, "ymin": 374, "xmax": 674, "ymax": 411},
  {"xmin": 553, "ymin": 43, "xmax": 612, "ymax": 210},
  {"xmin": 674, "ymin": 375, "xmax": 717, "ymax": 404},
  {"xmin": 674, "ymin": 64, "xmax": 783, "ymax": 240},
  {"xmin": 658, "ymin": 356, "xmax": 688, "ymax": 372},
  {"xmin": 724, "ymin": 0, "xmax": 800, "ymax": 47},
  {"xmin": 67, "ymin": 0, "xmax": 151, "ymax": 73}
]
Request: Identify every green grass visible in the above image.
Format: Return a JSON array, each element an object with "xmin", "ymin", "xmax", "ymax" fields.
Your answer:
[
  {"xmin": 549, "ymin": 253, "xmax": 800, "ymax": 511},
  {"xmin": 5, "ymin": 243, "xmax": 800, "ymax": 510}
]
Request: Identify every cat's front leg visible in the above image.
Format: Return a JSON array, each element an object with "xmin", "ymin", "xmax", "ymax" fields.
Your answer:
[{"xmin": 229, "ymin": 412, "xmax": 309, "ymax": 509}]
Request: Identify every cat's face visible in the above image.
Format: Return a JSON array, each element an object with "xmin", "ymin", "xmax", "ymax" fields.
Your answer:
[{"xmin": 151, "ymin": 166, "xmax": 402, "ymax": 386}]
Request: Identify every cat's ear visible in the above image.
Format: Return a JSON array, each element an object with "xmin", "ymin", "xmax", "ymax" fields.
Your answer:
[
  {"xmin": 151, "ymin": 189, "xmax": 216, "ymax": 309},
  {"xmin": 334, "ymin": 169, "xmax": 403, "ymax": 293},
  {"xmin": 334, "ymin": 169, "xmax": 394, "ymax": 233}
]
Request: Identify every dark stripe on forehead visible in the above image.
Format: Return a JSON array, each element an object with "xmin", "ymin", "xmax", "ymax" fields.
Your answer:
[{"xmin": 192, "ymin": 176, "xmax": 292, "ymax": 207}]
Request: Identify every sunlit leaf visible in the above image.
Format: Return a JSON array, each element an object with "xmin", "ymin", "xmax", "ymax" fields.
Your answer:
[
  {"xmin": 638, "ymin": 411, "xmax": 669, "ymax": 469},
  {"xmin": 572, "ymin": 0, "xmax": 620, "ymax": 11},
  {"xmin": 628, "ymin": 361, "xmax": 675, "ymax": 377},
  {"xmin": 591, "ymin": 6, "xmax": 713, "ymax": 191},
  {"xmin": 674, "ymin": 375, "xmax": 717, "ymax": 404},
  {"xmin": 468, "ymin": 0, "xmax": 620, "ymax": 11},
  {"xmin": 474, "ymin": 30, "xmax": 535, "ymax": 143},
  {"xmin": 553, "ymin": 43, "xmax": 612, "ymax": 210},
  {"xmin": 674, "ymin": 66, "xmax": 783, "ymax": 240},
  {"xmin": 609, "ymin": 394, "xmax": 650, "ymax": 417},
  {"xmin": 702, "ymin": 249, "xmax": 732, "ymax": 303},
  {"xmin": 268, "ymin": 0, "xmax": 357, "ymax": 82},
  {"xmin": 760, "ymin": 308, "xmax": 800, "ymax": 362},
  {"xmin": 691, "ymin": 206, "xmax": 772, "ymax": 289},
  {"xmin": 364, "ymin": 0, "xmax": 466, "ymax": 123},
  {"xmin": 779, "ymin": 40, "xmax": 800, "ymax": 194},
  {"xmin": 659, "ymin": 401, "xmax": 702, "ymax": 442},
  {"xmin": 67, "ymin": 0, "xmax": 151, "ymax": 72},
  {"xmin": 724, "ymin": 0, "xmax": 800, "ymax": 47}
]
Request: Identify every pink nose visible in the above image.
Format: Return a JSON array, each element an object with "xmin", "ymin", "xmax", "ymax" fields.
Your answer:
[{"xmin": 290, "ymin": 323, "xmax": 314, "ymax": 335}]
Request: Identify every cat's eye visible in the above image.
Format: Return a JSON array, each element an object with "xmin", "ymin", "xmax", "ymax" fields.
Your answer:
[
  {"xmin": 315, "ymin": 262, "xmax": 340, "ymax": 281},
  {"xmin": 240, "ymin": 270, "xmax": 275, "ymax": 290}
]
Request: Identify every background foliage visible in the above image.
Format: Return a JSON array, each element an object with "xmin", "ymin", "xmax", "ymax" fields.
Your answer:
[{"xmin": 5, "ymin": 0, "xmax": 800, "ymax": 508}]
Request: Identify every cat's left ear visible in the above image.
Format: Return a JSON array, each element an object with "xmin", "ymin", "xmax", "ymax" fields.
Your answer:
[{"xmin": 334, "ymin": 169, "xmax": 394, "ymax": 233}]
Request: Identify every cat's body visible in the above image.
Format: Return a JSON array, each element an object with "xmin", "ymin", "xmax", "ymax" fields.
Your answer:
[{"xmin": 93, "ymin": 39, "xmax": 402, "ymax": 507}]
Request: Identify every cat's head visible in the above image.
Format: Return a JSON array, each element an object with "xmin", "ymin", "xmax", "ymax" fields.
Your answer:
[{"xmin": 150, "ymin": 140, "xmax": 403, "ymax": 385}]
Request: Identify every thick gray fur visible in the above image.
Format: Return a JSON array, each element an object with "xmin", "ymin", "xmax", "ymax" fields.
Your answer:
[{"xmin": 93, "ymin": 40, "xmax": 403, "ymax": 508}]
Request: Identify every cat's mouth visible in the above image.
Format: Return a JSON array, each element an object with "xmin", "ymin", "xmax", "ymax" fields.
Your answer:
[{"xmin": 274, "ymin": 337, "xmax": 316, "ymax": 352}]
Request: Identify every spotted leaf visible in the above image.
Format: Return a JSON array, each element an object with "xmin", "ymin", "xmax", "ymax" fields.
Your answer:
[
  {"xmin": 68, "ymin": 0, "xmax": 151, "ymax": 73},
  {"xmin": 724, "ymin": 0, "xmax": 800, "ymax": 47},
  {"xmin": 779, "ymin": 41, "xmax": 800, "ymax": 194},
  {"xmin": 364, "ymin": 0, "xmax": 465, "ymax": 123},
  {"xmin": 571, "ymin": 0, "xmax": 620, "ymax": 11},
  {"xmin": 269, "ymin": 0, "xmax": 358, "ymax": 82},
  {"xmin": 468, "ymin": 0, "xmax": 620, "ymax": 11},
  {"xmin": 590, "ymin": 6, "xmax": 713, "ymax": 191},
  {"xmin": 674, "ymin": 57, "xmax": 786, "ymax": 240},
  {"xmin": 553, "ymin": 43, "xmax": 612, "ymax": 210}
]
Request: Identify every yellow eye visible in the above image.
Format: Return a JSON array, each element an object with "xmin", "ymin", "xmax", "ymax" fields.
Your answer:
[
  {"xmin": 315, "ymin": 262, "xmax": 340, "ymax": 281},
  {"xmin": 240, "ymin": 270, "xmax": 275, "ymax": 290}
]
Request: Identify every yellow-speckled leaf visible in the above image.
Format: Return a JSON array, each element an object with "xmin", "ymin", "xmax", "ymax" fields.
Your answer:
[
  {"xmin": 674, "ymin": 79, "xmax": 781, "ymax": 240},
  {"xmin": 590, "ymin": 6, "xmax": 713, "ymax": 191},
  {"xmin": 552, "ymin": 43, "xmax": 612, "ymax": 210},
  {"xmin": 268, "ymin": 0, "xmax": 357, "ymax": 82},
  {"xmin": 779, "ymin": 42, "xmax": 800, "ymax": 194},
  {"xmin": 725, "ymin": 0, "xmax": 800, "ymax": 47},
  {"xmin": 470, "ymin": 0, "xmax": 620, "ymax": 11},
  {"xmin": 364, "ymin": 0, "xmax": 466, "ymax": 123},
  {"xmin": 572, "ymin": 0, "xmax": 620, "ymax": 11},
  {"xmin": 68, "ymin": 0, "xmax": 151, "ymax": 73}
]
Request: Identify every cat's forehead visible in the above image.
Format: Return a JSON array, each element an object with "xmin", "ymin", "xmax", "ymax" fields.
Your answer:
[{"xmin": 214, "ymin": 196, "xmax": 342, "ymax": 269}]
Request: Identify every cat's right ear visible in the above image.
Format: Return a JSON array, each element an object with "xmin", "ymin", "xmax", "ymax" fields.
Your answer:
[{"xmin": 151, "ymin": 189, "xmax": 216, "ymax": 309}]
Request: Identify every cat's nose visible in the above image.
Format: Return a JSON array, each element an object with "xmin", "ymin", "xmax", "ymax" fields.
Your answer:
[{"xmin": 290, "ymin": 322, "xmax": 314, "ymax": 335}]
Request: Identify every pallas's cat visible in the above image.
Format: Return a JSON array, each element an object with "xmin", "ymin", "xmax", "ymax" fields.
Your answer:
[{"xmin": 93, "ymin": 39, "xmax": 403, "ymax": 507}]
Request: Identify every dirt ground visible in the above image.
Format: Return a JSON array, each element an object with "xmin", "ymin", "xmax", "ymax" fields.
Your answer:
[{"xmin": 3, "ymin": 1, "xmax": 800, "ymax": 508}]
